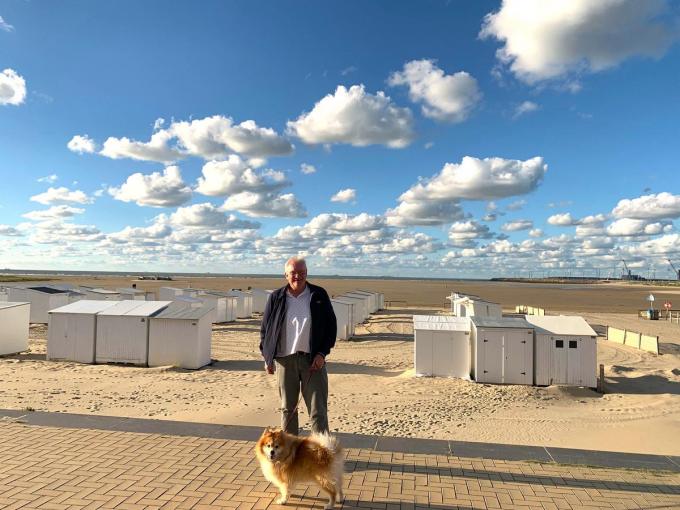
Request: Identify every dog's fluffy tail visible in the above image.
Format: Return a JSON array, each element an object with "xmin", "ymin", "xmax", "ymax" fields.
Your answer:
[{"xmin": 310, "ymin": 432, "xmax": 342, "ymax": 455}]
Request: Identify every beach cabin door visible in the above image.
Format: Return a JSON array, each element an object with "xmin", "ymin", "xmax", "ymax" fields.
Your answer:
[
  {"xmin": 478, "ymin": 330, "xmax": 503, "ymax": 383},
  {"xmin": 550, "ymin": 337, "xmax": 568, "ymax": 384},
  {"xmin": 432, "ymin": 331, "xmax": 456, "ymax": 377},
  {"xmin": 567, "ymin": 338, "xmax": 582, "ymax": 385},
  {"xmin": 503, "ymin": 330, "xmax": 531, "ymax": 384}
]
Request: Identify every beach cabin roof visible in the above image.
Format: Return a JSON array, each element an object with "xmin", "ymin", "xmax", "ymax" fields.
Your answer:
[
  {"xmin": 49, "ymin": 300, "xmax": 121, "ymax": 315},
  {"xmin": 0, "ymin": 302, "xmax": 30, "ymax": 310},
  {"xmin": 154, "ymin": 303, "xmax": 215, "ymax": 320},
  {"xmin": 97, "ymin": 300, "xmax": 170, "ymax": 317},
  {"xmin": 413, "ymin": 315, "xmax": 470, "ymax": 331},
  {"xmin": 87, "ymin": 288, "xmax": 119, "ymax": 295},
  {"xmin": 175, "ymin": 295, "xmax": 203, "ymax": 303},
  {"xmin": 28, "ymin": 286, "xmax": 68, "ymax": 294},
  {"xmin": 471, "ymin": 316, "xmax": 532, "ymax": 329},
  {"xmin": 525, "ymin": 315, "xmax": 596, "ymax": 337}
]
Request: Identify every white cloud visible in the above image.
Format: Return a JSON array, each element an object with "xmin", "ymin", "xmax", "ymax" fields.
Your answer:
[
  {"xmin": 28, "ymin": 220, "xmax": 103, "ymax": 244},
  {"xmin": 67, "ymin": 135, "xmax": 97, "ymax": 154},
  {"xmin": 286, "ymin": 84, "xmax": 415, "ymax": 148},
  {"xmin": 398, "ymin": 156, "xmax": 547, "ymax": 202},
  {"xmin": 0, "ymin": 16, "xmax": 14, "ymax": 32},
  {"xmin": 170, "ymin": 203, "xmax": 260, "ymax": 229},
  {"xmin": 506, "ymin": 199, "xmax": 527, "ymax": 211},
  {"xmin": 108, "ymin": 166, "xmax": 192, "ymax": 208},
  {"xmin": 169, "ymin": 115, "xmax": 293, "ymax": 161},
  {"xmin": 612, "ymin": 192, "xmax": 680, "ymax": 220},
  {"xmin": 513, "ymin": 101, "xmax": 539, "ymax": 118},
  {"xmin": 300, "ymin": 163, "xmax": 317, "ymax": 175},
  {"xmin": 628, "ymin": 234, "xmax": 680, "ymax": 257},
  {"xmin": 548, "ymin": 212, "xmax": 577, "ymax": 226},
  {"xmin": 448, "ymin": 220, "xmax": 494, "ymax": 247},
  {"xmin": 0, "ymin": 225, "xmax": 21, "ymax": 236},
  {"xmin": 100, "ymin": 130, "xmax": 180, "ymax": 163},
  {"xmin": 385, "ymin": 199, "xmax": 466, "ymax": 227},
  {"xmin": 221, "ymin": 191, "xmax": 306, "ymax": 218},
  {"xmin": 501, "ymin": 219, "xmax": 533, "ymax": 231},
  {"xmin": 195, "ymin": 156, "xmax": 288, "ymax": 197},
  {"xmin": 0, "ymin": 68, "xmax": 26, "ymax": 106},
  {"xmin": 548, "ymin": 212, "xmax": 608, "ymax": 226},
  {"xmin": 575, "ymin": 224, "xmax": 608, "ymax": 238},
  {"xmin": 37, "ymin": 174, "xmax": 58, "ymax": 184},
  {"xmin": 606, "ymin": 218, "xmax": 669, "ymax": 237},
  {"xmin": 388, "ymin": 59, "xmax": 481, "ymax": 122},
  {"xmin": 529, "ymin": 228, "xmax": 543, "ymax": 238},
  {"xmin": 108, "ymin": 220, "xmax": 172, "ymax": 243},
  {"xmin": 22, "ymin": 205, "xmax": 85, "ymax": 221},
  {"xmin": 97, "ymin": 115, "xmax": 292, "ymax": 164},
  {"xmin": 480, "ymin": 0, "xmax": 679, "ymax": 84},
  {"xmin": 330, "ymin": 188, "xmax": 356, "ymax": 203},
  {"xmin": 30, "ymin": 186, "xmax": 93, "ymax": 205}
]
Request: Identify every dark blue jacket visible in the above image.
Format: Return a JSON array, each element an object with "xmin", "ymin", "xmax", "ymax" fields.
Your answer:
[{"xmin": 260, "ymin": 282, "xmax": 337, "ymax": 366}]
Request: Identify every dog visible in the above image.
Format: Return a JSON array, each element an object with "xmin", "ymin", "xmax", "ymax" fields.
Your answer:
[{"xmin": 255, "ymin": 427, "xmax": 344, "ymax": 509}]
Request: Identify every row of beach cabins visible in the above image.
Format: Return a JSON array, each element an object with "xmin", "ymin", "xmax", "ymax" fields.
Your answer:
[
  {"xmin": 0, "ymin": 283, "xmax": 384, "ymax": 371},
  {"xmin": 414, "ymin": 292, "xmax": 598, "ymax": 388}
]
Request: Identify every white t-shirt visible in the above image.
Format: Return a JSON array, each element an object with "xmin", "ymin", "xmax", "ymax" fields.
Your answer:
[{"xmin": 277, "ymin": 285, "xmax": 312, "ymax": 357}]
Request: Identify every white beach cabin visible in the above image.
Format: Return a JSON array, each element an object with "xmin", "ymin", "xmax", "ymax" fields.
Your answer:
[
  {"xmin": 349, "ymin": 290, "xmax": 381, "ymax": 313},
  {"xmin": 453, "ymin": 295, "xmax": 502, "ymax": 319},
  {"xmin": 471, "ymin": 317, "xmax": 534, "ymax": 385},
  {"xmin": 223, "ymin": 290, "xmax": 252, "ymax": 318},
  {"xmin": 526, "ymin": 315, "xmax": 597, "ymax": 388},
  {"xmin": 82, "ymin": 288, "xmax": 120, "ymax": 301},
  {"xmin": 47, "ymin": 300, "xmax": 120, "ymax": 363},
  {"xmin": 148, "ymin": 303, "xmax": 214, "ymax": 369},
  {"xmin": 344, "ymin": 291, "xmax": 375, "ymax": 314},
  {"xmin": 7, "ymin": 286, "xmax": 70, "ymax": 323},
  {"xmin": 158, "ymin": 287, "xmax": 186, "ymax": 301},
  {"xmin": 335, "ymin": 295, "xmax": 368, "ymax": 323},
  {"xmin": 95, "ymin": 301, "xmax": 171, "ymax": 365},
  {"xmin": 66, "ymin": 290, "xmax": 87, "ymax": 303},
  {"xmin": 195, "ymin": 292, "xmax": 230, "ymax": 323},
  {"xmin": 358, "ymin": 290, "xmax": 384, "ymax": 310},
  {"xmin": 413, "ymin": 315, "xmax": 471, "ymax": 378},
  {"xmin": 0, "ymin": 302, "xmax": 30, "ymax": 355},
  {"xmin": 251, "ymin": 288, "xmax": 273, "ymax": 314},
  {"xmin": 331, "ymin": 299, "xmax": 356, "ymax": 340}
]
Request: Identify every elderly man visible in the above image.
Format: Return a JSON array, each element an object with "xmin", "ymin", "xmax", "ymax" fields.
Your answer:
[{"xmin": 260, "ymin": 256, "xmax": 337, "ymax": 435}]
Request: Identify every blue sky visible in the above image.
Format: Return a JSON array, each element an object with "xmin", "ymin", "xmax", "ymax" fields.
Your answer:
[{"xmin": 1, "ymin": 0, "xmax": 680, "ymax": 277}]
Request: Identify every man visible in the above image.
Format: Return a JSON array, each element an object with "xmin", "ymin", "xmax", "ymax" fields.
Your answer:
[{"xmin": 260, "ymin": 256, "xmax": 337, "ymax": 435}]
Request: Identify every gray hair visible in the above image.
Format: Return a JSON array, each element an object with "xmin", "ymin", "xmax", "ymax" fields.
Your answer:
[{"xmin": 284, "ymin": 256, "xmax": 307, "ymax": 272}]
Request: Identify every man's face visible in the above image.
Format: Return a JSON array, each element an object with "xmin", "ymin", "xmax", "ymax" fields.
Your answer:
[{"xmin": 285, "ymin": 261, "xmax": 307, "ymax": 292}]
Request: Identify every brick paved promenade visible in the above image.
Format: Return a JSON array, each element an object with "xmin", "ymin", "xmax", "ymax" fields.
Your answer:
[{"xmin": 1, "ymin": 419, "xmax": 679, "ymax": 510}]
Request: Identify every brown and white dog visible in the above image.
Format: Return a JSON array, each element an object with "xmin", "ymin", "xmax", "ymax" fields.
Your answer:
[{"xmin": 255, "ymin": 427, "xmax": 344, "ymax": 509}]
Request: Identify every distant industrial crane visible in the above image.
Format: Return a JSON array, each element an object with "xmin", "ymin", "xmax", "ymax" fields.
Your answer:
[
  {"xmin": 621, "ymin": 259, "xmax": 644, "ymax": 281},
  {"xmin": 667, "ymin": 259, "xmax": 680, "ymax": 280}
]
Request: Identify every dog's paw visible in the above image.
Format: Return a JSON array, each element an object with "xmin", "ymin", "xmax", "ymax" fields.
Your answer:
[
  {"xmin": 323, "ymin": 504, "xmax": 335, "ymax": 510},
  {"xmin": 275, "ymin": 496, "xmax": 288, "ymax": 505}
]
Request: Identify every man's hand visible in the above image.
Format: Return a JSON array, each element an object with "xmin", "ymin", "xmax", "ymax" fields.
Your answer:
[
  {"xmin": 265, "ymin": 362, "xmax": 275, "ymax": 374},
  {"xmin": 310, "ymin": 354, "xmax": 325, "ymax": 373}
]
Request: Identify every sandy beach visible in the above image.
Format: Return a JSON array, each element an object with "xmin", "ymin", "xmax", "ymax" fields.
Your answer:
[{"xmin": 1, "ymin": 276, "xmax": 679, "ymax": 455}]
